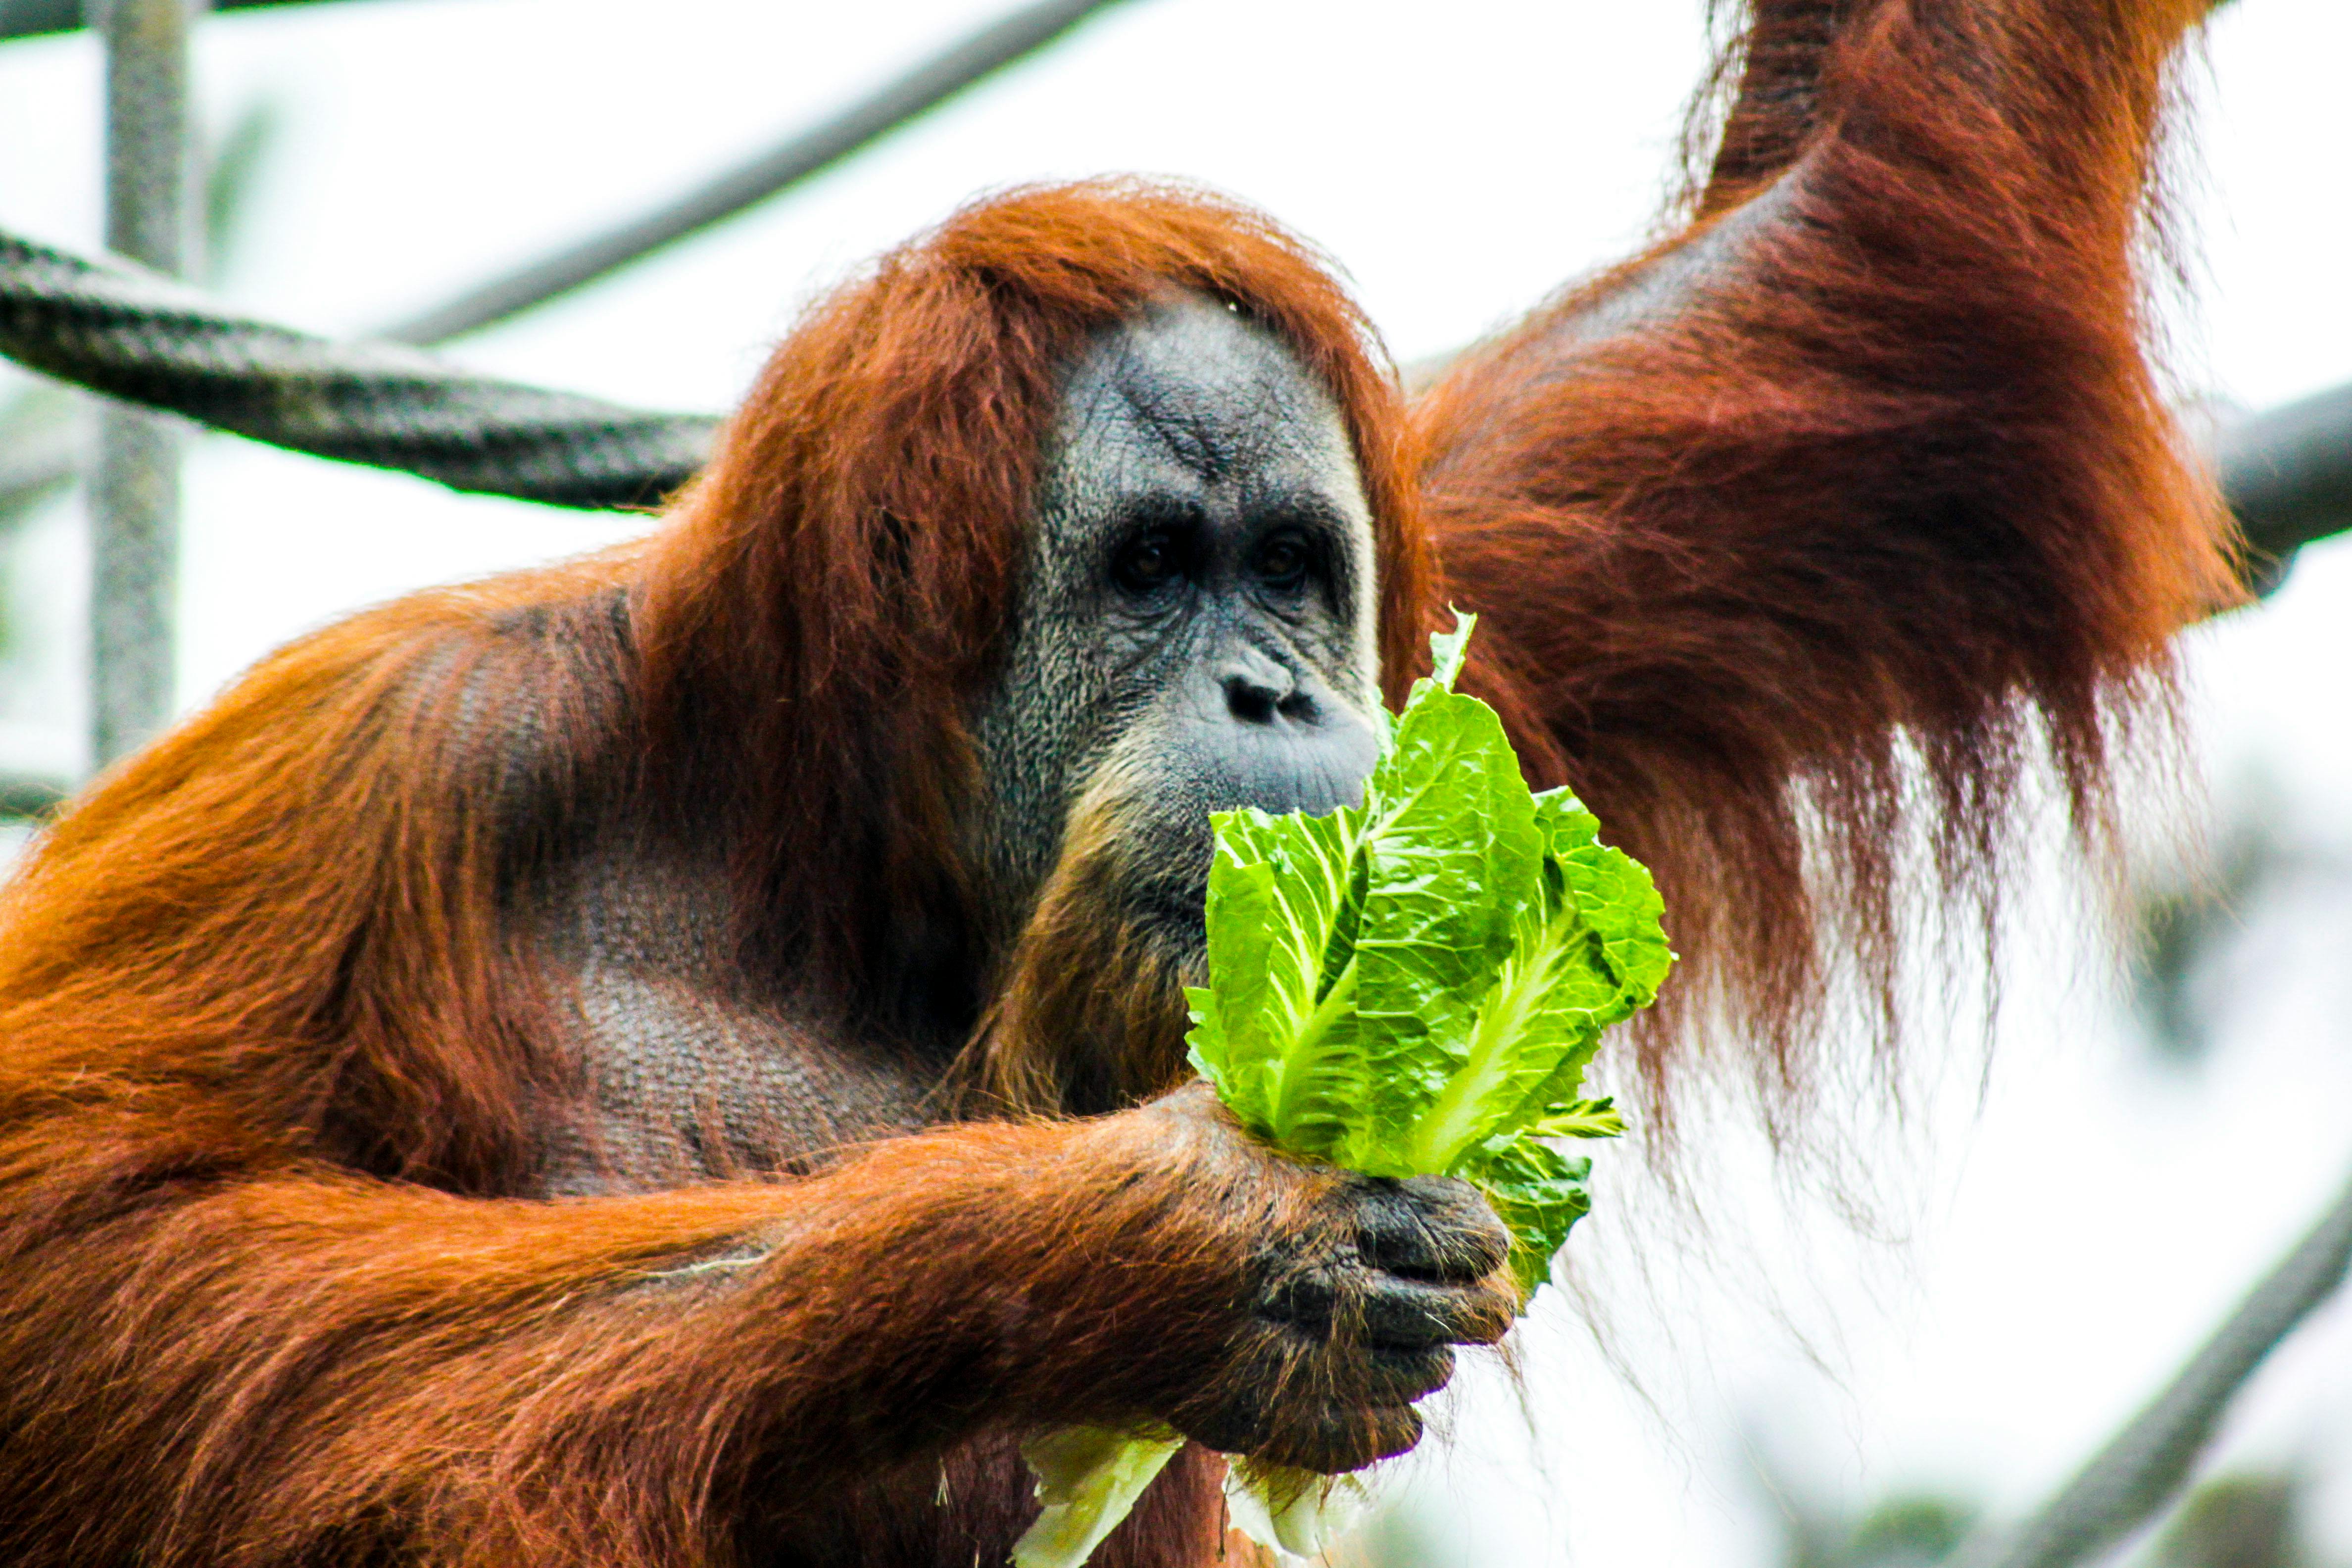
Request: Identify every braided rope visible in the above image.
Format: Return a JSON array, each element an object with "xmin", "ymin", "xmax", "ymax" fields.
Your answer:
[{"xmin": 0, "ymin": 226, "xmax": 721, "ymax": 510}]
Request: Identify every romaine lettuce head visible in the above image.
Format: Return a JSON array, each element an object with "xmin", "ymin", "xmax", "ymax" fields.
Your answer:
[
  {"xmin": 1017, "ymin": 618, "xmax": 1675, "ymax": 1568},
  {"xmin": 1186, "ymin": 613, "xmax": 1672, "ymax": 1292}
]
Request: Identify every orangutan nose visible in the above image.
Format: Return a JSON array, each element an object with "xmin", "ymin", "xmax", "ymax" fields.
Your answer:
[
  {"xmin": 1221, "ymin": 644, "xmax": 1315, "ymax": 727},
  {"xmin": 1196, "ymin": 648, "xmax": 1378, "ymax": 818}
]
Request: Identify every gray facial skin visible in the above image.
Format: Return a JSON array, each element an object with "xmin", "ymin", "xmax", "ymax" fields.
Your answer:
[{"xmin": 968, "ymin": 292, "xmax": 1385, "ymax": 958}]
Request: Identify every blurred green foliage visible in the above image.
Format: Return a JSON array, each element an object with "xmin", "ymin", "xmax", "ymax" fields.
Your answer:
[
  {"xmin": 1784, "ymin": 1491, "xmax": 1983, "ymax": 1568},
  {"xmin": 2148, "ymin": 1473, "xmax": 2345, "ymax": 1568}
]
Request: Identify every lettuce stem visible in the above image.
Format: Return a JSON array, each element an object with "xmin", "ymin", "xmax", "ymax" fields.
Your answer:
[
  {"xmin": 1404, "ymin": 901, "xmax": 1574, "ymax": 1173},
  {"xmin": 1270, "ymin": 951, "xmax": 1358, "ymax": 1140}
]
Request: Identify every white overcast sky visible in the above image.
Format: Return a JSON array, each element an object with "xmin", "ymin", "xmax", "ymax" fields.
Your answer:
[{"xmin": 1, "ymin": 4, "xmax": 2350, "ymax": 1567}]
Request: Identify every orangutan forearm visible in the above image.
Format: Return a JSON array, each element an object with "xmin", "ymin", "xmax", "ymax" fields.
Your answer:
[{"xmin": 0, "ymin": 1111, "xmax": 1251, "ymax": 1568}]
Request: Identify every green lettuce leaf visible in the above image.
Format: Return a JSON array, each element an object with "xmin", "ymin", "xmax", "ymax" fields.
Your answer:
[
  {"xmin": 1013, "ymin": 1425, "xmax": 1185, "ymax": 1568},
  {"xmin": 1035, "ymin": 614, "xmax": 1674, "ymax": 1568},
  {"xmin": 1456, "ymin": 1134, "xmax": 1596, "ymax": 1296},
  {"xmin": 1189, "ymin": 611, "xmax": 1669, "ymax": 1264},
  {"xmin": 1535, "ymin": 787, "xmax": 1672, "ymax": 1013}
]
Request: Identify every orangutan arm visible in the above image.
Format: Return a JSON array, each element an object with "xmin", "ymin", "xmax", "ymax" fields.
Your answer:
[
  {"xmin": 0, "ymin": 1086, "xmax": 1509, "ymax": 1568},
  {"xmin": 1418, "ymin": 0, "xmax": 2239, "ymax": 1069}
]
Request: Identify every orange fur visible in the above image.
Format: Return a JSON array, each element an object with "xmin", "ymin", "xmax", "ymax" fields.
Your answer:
[
  {"xmin": 0, "ymin": 3, "xmax": 2236, "ymax": 1561},
  {"xmin": 1419, "ymin": 0, "xmax": 2240, "ymax": 1124}
]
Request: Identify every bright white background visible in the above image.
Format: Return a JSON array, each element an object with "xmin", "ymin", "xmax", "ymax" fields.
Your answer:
[{"xmin": 1, "ymin": 3, "xmax": 2348, "ymax": 1565}]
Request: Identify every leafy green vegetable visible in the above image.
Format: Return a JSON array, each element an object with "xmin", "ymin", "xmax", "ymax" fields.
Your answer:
[
  {"xmin": 1014, "ymin": 614, "xmax": 1673, "ymax": 1566},
  {"xmin": 1186, "ymin": 611, "xmax": 1667, "ymax": 1291},
  {"xmin": 1013, "ymin": 1426, "xmax": 1186, "ymax": 1568}
]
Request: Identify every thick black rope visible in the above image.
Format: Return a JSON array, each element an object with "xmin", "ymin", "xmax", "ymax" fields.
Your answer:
[
  {"xmin": 2218, "ymin": 382, "xmax": 2352, "ymax": 588},
  {"xmin": 0, "ymin": 226, "xmax": 721, "ymax": 510}
]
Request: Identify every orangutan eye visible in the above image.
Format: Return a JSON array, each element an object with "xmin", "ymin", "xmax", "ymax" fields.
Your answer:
[
  {"xmin": 1253, "ymin": 533, "xmax": 1311, "ymax": 592},
  {"xmin": 1113, "ymin": 530, "xmax": 1184, "ymax": 595}
]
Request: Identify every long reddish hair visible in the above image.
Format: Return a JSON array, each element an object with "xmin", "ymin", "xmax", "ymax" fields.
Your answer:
[
  {"xmin": 636, "ymin": 179, "xmax": 1434, "ymax": 1003},
  {"xmin": 1413, "ymin": 0, "xmax": 2237, "ymax": 1127}
]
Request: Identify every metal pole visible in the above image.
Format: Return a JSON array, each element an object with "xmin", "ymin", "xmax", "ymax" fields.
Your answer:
[{"xmin": 89, "ymin": 0, "xmax": 201, "ymax": 767}]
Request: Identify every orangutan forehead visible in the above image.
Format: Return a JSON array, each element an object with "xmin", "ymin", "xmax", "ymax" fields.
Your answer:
[{"xmin": 1044, "ymin": 292, "xmax": 1369, "ymax": 516}]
